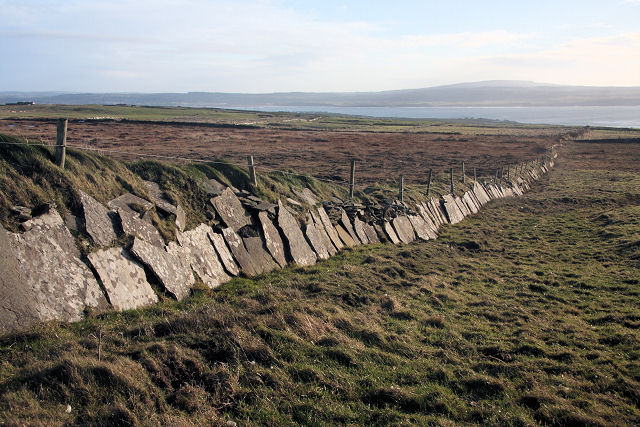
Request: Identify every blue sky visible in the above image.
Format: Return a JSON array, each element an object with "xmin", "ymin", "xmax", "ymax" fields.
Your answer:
[{"xmin": 1, "ymin": 0, "xmax": 639, "ymax": 92}]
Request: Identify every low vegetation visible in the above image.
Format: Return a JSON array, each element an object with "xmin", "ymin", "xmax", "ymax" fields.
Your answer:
[{"xmin": 0, "ymin": 141, "xmax": 637, "ymax": 425}]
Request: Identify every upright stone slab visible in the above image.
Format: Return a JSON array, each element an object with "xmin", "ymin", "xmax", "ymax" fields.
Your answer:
[
  {"xmin": 108, "ymin": 193, "xmax": 153, "ymax": 217},
  {"xmin": 392, "ymin": 216, "xmax": 416, "ymax": 243},
  {"xmin": 335, "ymin": 223, "xmax": 356, "ymax": 247},
  {"xmin": 222, "ymin": 227, "xmax": 259, "ymax": 276},
  {"xmin": 352, "ymin": 217, "xmax": 370, "ymax": 245},
  {"xmin": 442, "ymin": 194, "xmax": 464, "ymax": 224},
  {"xmin": 144, "ymin": 181, "xmax": 178, "ymax": 215},
  {"xmin": 473, "ymin": 182, "xmax": 491, "ymax": 206},
  {"xmin": 243, "ymin": 236, "xmax": 278, "ymax": 274},
  {"xmin": 88, "ymin": 248, "xmax": 158, "ymax": 311},
  {"xmin": 176, "ymin": 224, "xmax": 230, "ymax": 288},
  {"xmin": 383, "ymin": 222, "xmax": 401, "ymax": 244},
  {"xmin": 79, "ymin": 190, "xmax": 117, "ymax": 246},
  {"xmin": 408, "ymin": 214, "xmax": 437, "ymax": 240},
  {"xmin": 462, "ymin": 192, "xmax": 479, "ymax": 214},
  {"xmin": 362, "ymin": 222, "xmax": 380, "ymax": 244},
  {"xmin": 292, "ymin": 188, "xmax": 318, "ymax": 205},
  {"xmin": 340, "ymin": 209, "xmax": 361, "ymax": 244},
  {"xmin": 258, "ymin": 211, "xmax": 287, "ymax": 268},
  {"xmin": 208, "ymin": 231, "xmax": 240, "ymax": 276},
  {"xmin": 131, "ymin": 237, "xmax": 194, "ymax": 301},
  {"xmin": 317, "ymin": 207, "xmax": 344, "ymax": 250},
  {"xmin": 277, "ymin": 200, "xmax": 317, "ymax": 267},
  {"xmin": 3, "ymin": 210, "xmax": 107, "ymax": 327},
  {"xmin": 454, "ymin": 196, "xmax": 470, "ymax": 217},
  {"xmin": 304, "ymin": 219, "xmax": 331, "ymax": 260},
  {"xmin": 175, "ymin": 204, "xmax": 186, "ymax": 232},
  {"xmin": 374, "ymin": 223, "xmax": 390, "ymax": 243},
  {"xmin": 309, "ymin": 210, "xmax": 338, "ymax": 255},
  {"xmin": 417, "ymin": 202, "xmax": 439, "ymax": 230},
  {"xmin": 211, "ymin": 188, "xmax": 254, "ymax": 231},
  {"xmin": 428, "ymin": 198, "xmax": 448, "ymax": 225},
  {"xmin": 117, "ymin": 208, "xmax": 165, "ymax": 247}
]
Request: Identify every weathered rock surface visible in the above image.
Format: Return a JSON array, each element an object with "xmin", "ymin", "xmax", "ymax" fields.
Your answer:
[
  {"xmin": 107, "ymin": 193, "xmax": 153, "ymax": 216},
  {"xmin": 362, "ymin": 222, "xmax": 380, "ymax": 244},
  {"xmin": 258, "ymin": 211, "xmax": 287, "ymax": 268},
  {"xmin": 340, "ymin": 209, "xmax": 361, "ymax": 244},
  {"xmin": 201, "ymin": 178, "xmax": 227, "ymax": 196},
  {"xmin": 374, "ymin": 223, "xmax": 390, "ymax": 243},
  {"xmin": 2, "ymin": 210, "xmax": 107, "ymax": 330},
  {"xmin": 222, "ymin": 227, "xmax": 259, "ymax": 276},
  {"xmin": 243, "ymin": 236, "xmax": 279, "ymax": 274},
  {"xmin": 352, "ymin": 217, "xmax": 370, "ymax": 245},
  {"xmin": 117, "ymin": 208, "xmax": 165, "ymax": 247},
  {"xmin": 383, "ymin": 222, "xmax": 401, "ymax": 244},
  {"xmin": 292, "ymin": 188, "xmax": 318, "ymax": 205},
  {"xmin": 88, "ymin": 248, "xmax": 158, "ymax": 311},
  {"xmin": 79, "ymin": 190, "xmax": 117, "ymax": 246},
  {"xmin": 473, "ymin": 182, "xmax": 491, "ymax": 205},
  {"xmin": 392, "ymin": 216, "xmax": 416, "ymax": 243},
  {"xmin": 208, "ymin": 231, "xmax": 240, "ymax": 276},
  {"xmin": 408, "ymin": 214, "xmax": 436, "ymax": 241},
  {"xmin": 309, "ymin": 210, "xmax": 337, "ymax": 255},
  {"xmin": 454, "ymin": 196, "xmax": 470, "ymax": 217},
  {"xmin": 211, "ymin": 188, "xmax": 254, "ymax": 231},
  {"xmin": 304, "ymin": 220, "xmax": 331, "ymax": 260},
  {"xmin": 131, "ymin": 237, "xmax": 194, "ymax": 301},
  {"xmin": 463, "ymin": 192, "xmax": 479, "ymax": 214},
  {"xmin": 317, "ymin": 207, "xmax": 344, "ymax": 250},
  {"xmin": 277, "ymin": 201, "xmax": 317, "ymax": 266},
  {"xmin": 144, "ymin": 181, "xmax": 178, "ymax": 215},
  {"xmin": 335, "ymin": 223, "xmax": 356, "ymax": 247},
  {"xmin": 175, "ymin": 204, "xmax": 186, "ymax": 232},
  {"xmin": 176, "ymin": 224, "xmax": 230, "ymax": 288},
  {"xmin": 442, "ymin": 194, "xmax": 465, "ymax": 224}
]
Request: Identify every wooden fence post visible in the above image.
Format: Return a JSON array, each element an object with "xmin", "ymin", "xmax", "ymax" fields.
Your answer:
[
  {"xmin": 450, "ymin": 167, "xmax": 454, "ymax": 194},
  {"xmin": 426, "ymin": 168, "xmax": 432, "ymax": 197},
  {"xmin": 462, "ymin": 161, "xmax": 465, "ymax": 184},
  {"xmin": 399, "ymin": 175, "xmax": 404, "ymax": 203},
  {"xmin": 55, "ymin": 118, "xmax": 67, "ymax": 169},
  {"xmin": 349, "ymin": 159, "xmax": 356, "ymax": 199},
  {"xmin": 247, "ymin": 155, "xmax": 257, "ymax": 186},
  {"xmin": 473, "ymin": 167, "xmax": 477, "ymax": 182}
]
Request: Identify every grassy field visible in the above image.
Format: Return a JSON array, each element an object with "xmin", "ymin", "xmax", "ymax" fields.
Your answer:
[{"xmin": 0, "ymin": 140, "xmax": 637, "ymax": 425}]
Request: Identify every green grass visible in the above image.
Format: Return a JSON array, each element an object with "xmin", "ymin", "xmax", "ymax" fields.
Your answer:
[{"xmin": 0, "ymin": 142, "xmax": 638, "ymax": 425}]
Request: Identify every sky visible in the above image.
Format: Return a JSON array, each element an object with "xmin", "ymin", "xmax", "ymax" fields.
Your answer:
[{"xmin": 1, "ymin": 0, "xmax": 640, "ymax": 93}]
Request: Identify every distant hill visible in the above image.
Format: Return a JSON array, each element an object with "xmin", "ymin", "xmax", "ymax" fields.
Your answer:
[{"xmin": 2, "ymin": 81, "xmax": 640, "ymax": 107}]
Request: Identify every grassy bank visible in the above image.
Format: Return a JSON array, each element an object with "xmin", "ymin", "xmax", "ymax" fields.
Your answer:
[{"xmin": 0, "ymin": 141, "xmax": 637, "ymax": 425}]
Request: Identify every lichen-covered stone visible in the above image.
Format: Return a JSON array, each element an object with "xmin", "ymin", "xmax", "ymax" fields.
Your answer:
[
  {"xmin": 442, "ymin": 194, "xmax": 464, "ymax": 224},
  {"xmin": 222, "ymin": 227, "xmax": 259, "ymax": 276},
  {"xmin": 1, "ymin": 210, "xmax": 107, "ymax": 330},
  {"xmin": 176, "ymin": 224, "xmax": 230, "ymax": 288},
  {"xmin": 317, "ymin": 207, "xmax": 344, "ymax": 250},
  {"xmin": 208, "ymin": 231, "xmax": 240, "ymax": 276},
  {"xmin": 144, "ymin": 180, "xmax": 178, "ymax": 215},
  {"xmin": 258, "ymin": 211, "xmax": 287, "ymax": 268},
  {"xmin": 340, "ymin": 209, "xmax": 361, "ymax": 244},
  {"xmin": 107, "ymin": 193, "xmax": 153, "ymax": 216},
  {"xmin": 175, "ymin": 204, "xmax": 186, "ymax": 232},
  {"xmin": 362, "ymin": 222, "xmax": 380, "ymax": 244},
  {"xmin": 88, "ymin": 247, "xmax": 158, "ymax": 311},
  {"xmin": 304, "ymin": 218, "xmax": 331, "ymax": 260},
  {"xmin": 454, "ymin": 196, "xmax": 470, "ymax": 217},
  {"xmin": 211, "ymin": 188, "xmax": 254, "ymax": 231},
  {"xmin": 408, "ymin": 214, "xmax": 437, "ymax": 241},
  {"xmin": 392, "ymin": 216, "xmax": 416, "ymax": 243},
  {"xmin": 79, "ymin": 190, "xmax": 117, "ymax": 246},
  {"xmin": 117, "ymin": 208, "xmax": 164, "ymax": 247},
  {"xmin": 352, "ymin": 217, "xmax": 370, "ymax": 245},
  {"xmin": 292, "ymin": 188, "xmax": 318, "ymax": 205},
  {"xmin": 335, "ymin": 223, "xmax": 356, "ymax": 247},
  {"xmin": 277, "ymin": 200, "xmax": 316, "ymax": 267},
  {"xmin": 462, "ymin": 192, "xmax": 479, "ymax": 214},
  {"xmin": 309, "ymin": 210, "xmax": 337, "ymax": 255},
  {"xmin": 383, "ymin": 221, "xmax": 401, "ymax": 244},
  {"xmin": 131, "ymin": 237, "xmax": 194, "ymax": 301},
  {"xmin": 473, "ymin": 182, "xmax": 491, "ymax": 206},
  {"xmin": 243, "ymin": 236, "xmax": 278, "ymax": 274}
]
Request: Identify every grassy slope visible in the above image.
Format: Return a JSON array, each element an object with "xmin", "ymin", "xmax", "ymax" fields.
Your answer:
[{"xmin": 0, "ymin": 143, "xmax": 637, "ymax": 425}]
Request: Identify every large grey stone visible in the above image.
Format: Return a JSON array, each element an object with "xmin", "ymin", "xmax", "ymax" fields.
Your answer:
[
  {"xmin": 304, "ymin": 219, "xmax": 331, "ymax": 260},
  {"xmin": 374, "ymin": 223, "xmax": 390, "ymax": 243},
  {"xmin": 208, "ymin": 231, "xmax": 240, "ymax": 276},
  {"xmin": 442, "ymin": 194, "xmax": 465, "ymax": 224},
  {"xmin": 277, "ymin": 200, "xmax": 317, "ymax": 267},
  {"xmin": 211, "ymin": 187, "xmax": 254, "ymax": 231},
  {"xmin": 79, "ymin": 190, "xmax": 117, "ymax": 246},
  {"xmin": 309, "ymin": 210, "xmax": 338, "ymax": 255},
  {"xmin": 352, "ymin": 217, "xmax": 370, "ymax": 245},
  {"xmin": 258, "ymin": 211, "xmax": 287, "ymax": 268},
  {"xmin": 335, "ymin": 223, "xmax": 356, "ymax": 247},
  {"xmin": 2, "ymin": 210, "xmax": 107, "ymax": 330},
  {"xmin": 88, "ymin": 248, "xmax": 158, "ymax": 311},
  {"xmin": 293, "ymin": 188, "xmax": 319, "ymax": 205},
  {"xmin": 117, "ymin": 208, "xmax": 165, "ymax": 247},
  {"xmin": 131, "ymin": 237, "xmax": 194, "ymax": 301},
  {"xmin": 243, "ymin": 236, "xmax": 279, "ymax": 274},
  {"xmin": 473, "ymin": 182, "xmax": 491, "ymax": 205},
  {"xmin": 408, "ymin": 214, "xmax": 437, "ymax": 241},
  {"xmin": 454, "ymin": 196, "xmax": 470, "ymax": 217},
  {"xmin": 340, "ymin": 209, "xmax": 361, "ymax": 244},
  {"xmin": 222, "ymin": 227, "xmax": 259, "ymax": 276},
  {"xmin": 462, "ymin": 192, "xmax": 479, "ymax": 214},
  {"xmin": 202, "ymin": 178, "xmax": 227, "ymax": 196},
  {"xmin": 417, "ymin": 202, "xmax": 440, "ymax": 232},
  {"xmin": 176, "ymin": 224, "xmax": 230, "ymax": 288},
  {"xmin": 317, "ymin": 207, "xmax": 344, "ymax": 250},
  {"xmin": 428, "ymin": 198, "xmax": 447, "ymax": 225},
  {"xmin": 107, "ymin": 193, "xmax": 153, "ymax": 216},
  {"xmin": 392, "ymin": 216, "xmax": 416, "ymax": 243},
  {"xmin": 362, "ymin": 222, "xmax": 380, "ymax": 244},
  {"xmin": 175, "ymin": 204, "xmax": 186, "ymax": 232},
  {"xmin": 383, "ymin": 222, "xmax": 401, "ymax": 244},
  {"xmin": 144, "ymin": 180, "xmax": 178, "ymax": 215}
]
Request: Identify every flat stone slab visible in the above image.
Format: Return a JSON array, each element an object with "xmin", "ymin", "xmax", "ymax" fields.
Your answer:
[
  {"xmin": 292, "ymin": 188, "xmax": 318, "ymax": 205},
  {"xmin": 2, "ymin": 210, "xmax": 108, "ymax": 330},
  {"xmin": 340, "ymin": 209, "xmax": 361, "ymax": 244},
  {"xmin": 374, "ymin": 223, "xmax": 390, "ymax": 243},
  {"xmin": 202, "ymin": 178, "xmax": 227, "ymax": 196},
  {"xmin": 222, "ymin": 227, "xmax": 259, "ymax": 276},
  {"xmin": 442, "ymin": 194, "xmax": 465, "ymax": 224},
  {"xmin": 243, "ymin": 236, "xmax": 278, "ymax": 274},
  {"xmin": 335, "ymin": 223, "xmax": 356, "ymax": 247},
  {"xmin": 208, "ymin": 231, "xmax": 240, "ymax": 276},
  {"xmin": 117, "ymin": 208, "xmax": 165, "ymax": 247},
  {"xmin": 88, "ymin": 247, "xmax": 158, "ymax": 311},
  {"xmin": 79, "ymin": 190, "xmax": 117, "ymax": 246},
  {"xmin": 144, "ymin": 181, "xmax": 178, "ymax": 215},
  {"xmin": 211, "ymin": 187, "xmax": 254, "ymax": 231},
  {"xmin": 473, "ymin": 182, "xmax": 491, "ymax": 205},
  {"xmin": 304, "ymin": 219, "xmax": 331, "ymax": 260},
  {"xmin": 175, "ymin": 204, "xmax": 186, "ymax": 232},
  {"xmin": 317, "ymin": 207, "xmax": 344, "ymax": 250},
  {"xmin": 463, "ymin": 192, "xmax": 479, "ymax": 214},
  {"xmin": 352, "ymin": 217, "xmax": 370, "ymax": 245},
  {"xmin": 392, "ymin": 216, "xmax": 416, "ymax": 244},
  {"xmin": 131, "ymin": 237, "xmax": 194, "ymax": 301},
  {"xmin": 258, "ymin": 211, "xmax": 287, "ymax": 268},
  {"xmin": 309, "ymin": 210, "xmax": 337, "ymax": 255},
  {"xmin": 454, "ymin": 196, "xmax": 470, "ymax": 217},
  {"xmin": 362, "ymin": 222, "xmax": 380, "ymax": 244},
  {"xmin": 107, "ymin": 193, "xmax": 153, "ymax": 216},
  {"xmin": 176, "ymin": 224, "xmax": 230, "ymax": 289},
  {"xmin": 277, "ymin": 200, "xmax": 316, "ymax": 267},
  {"xmin": 383, "ymin": 221, "xmax": 401, "ymax": 244},
  {"xmin": 408, "ymin": 214, "xmax": 437, "ymax": 240}
]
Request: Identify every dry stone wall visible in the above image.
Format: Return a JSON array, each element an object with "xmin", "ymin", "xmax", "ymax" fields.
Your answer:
[{"xmin": 0, "ymin": 155, "xmax": 556, "ymax": 332}]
